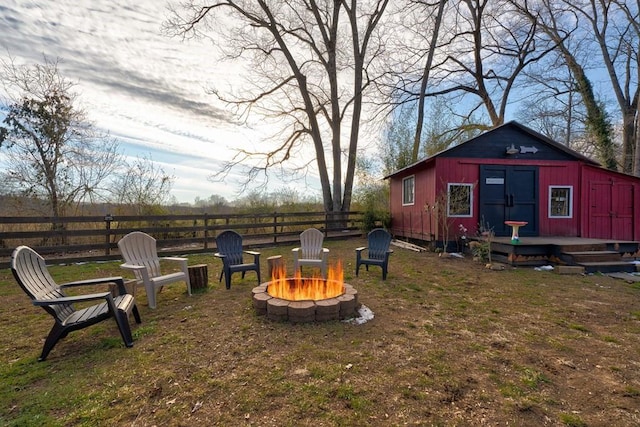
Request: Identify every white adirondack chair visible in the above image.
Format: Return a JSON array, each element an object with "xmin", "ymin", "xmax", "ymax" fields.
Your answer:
[
  {"xmin": 118, "ymin": 231, "xmax": 191, "ymax": 309},
  {"xmin": 292, "ymin": 228, "xmax": 329, "ymax": 278}
]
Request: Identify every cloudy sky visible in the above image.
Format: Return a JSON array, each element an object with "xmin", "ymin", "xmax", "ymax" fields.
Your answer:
[{"xmin": 0, "ymin": 0, "xmax": 314, "ymax": 203}]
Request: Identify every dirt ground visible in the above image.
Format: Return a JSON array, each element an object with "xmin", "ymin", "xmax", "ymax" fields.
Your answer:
[{"xmin": 2, "ymin": 238, "xmax": 640, "ymax": 426}]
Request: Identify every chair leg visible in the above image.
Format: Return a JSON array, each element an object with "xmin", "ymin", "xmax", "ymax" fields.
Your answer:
[
  {"xmin": 132, "ymin": 305, "xmax": 141, "ymax": 324},
  {"xmin": 225, "ymin": 270, "xmax": 232, "ymax": 289},
  {"xmin": 182, "ymin": 264, "xmax": 192, "ymax": 296},
  {"xmin": 146, "ymin": 283, "xmax": 157, "ymax": 309},
  {"xmin": 113, "ymin": 310, "xmax": 134, "ymax": 348},
  {"xmin": 256, "ymin": 267, "xmax": 261, "ymax": 284},
  {"xmin": 39, "ymin": 323, "xmax": 66, "ymax": 361}
]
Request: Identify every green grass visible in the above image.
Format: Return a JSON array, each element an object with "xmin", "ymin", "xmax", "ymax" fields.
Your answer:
[{"xmin": 559, "ymin": 412, "xmax": 587, "ymax": 426}]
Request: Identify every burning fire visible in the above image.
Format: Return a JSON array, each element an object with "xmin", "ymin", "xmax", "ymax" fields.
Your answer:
[{"xmin": 268, "ymin": 260, "xmax": 345, "ymax": 301}]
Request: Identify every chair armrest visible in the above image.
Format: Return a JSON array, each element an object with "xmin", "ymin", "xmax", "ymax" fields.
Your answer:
[
  {"xmin": 119, "ymin": 263, "xmax": 151, "ymax": 287},
  {"xmin": 60, "ymin": 276, "xmax": 129, "ymax": 296},
  {"xmin": 120, "ymin": 263, "xmax": 146, "ymax": 271},
  {"xmin": 322, "ymin": 248, "xmax": 330, "ymax": 253},
  {"xmin": 60, "ymin": 276, "xmax": 124, "ymax": 288},
  {"xmin": 292, "ymin": 247, "xmax": 301, "ymax": 253},
  {"xmin": 214, "ymin": 253, "xmax": 225, "ymax": 259},
  {"xmin": 245, "ymin": 250, "xmax": 260, "ymax": 263},
  {"xmin": 355, "ymin": 247, "xmax": 366, "ymax": 253},
  {"xmin": 33, "ymin": 292, "xmax": 112, "ymax": 306}
]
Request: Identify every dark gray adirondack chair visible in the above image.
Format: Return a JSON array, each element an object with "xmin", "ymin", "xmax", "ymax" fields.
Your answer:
[
  {"xmin": 355, "ymin": 228, "xmax": 394, "ymax": 280},
  {"xmin": 11, "ymin": 246, "xmax": 141, "ymax": 361},
  {"xmin": 215, "ymin": 230, "xmax": 261, "ymax": 289}
]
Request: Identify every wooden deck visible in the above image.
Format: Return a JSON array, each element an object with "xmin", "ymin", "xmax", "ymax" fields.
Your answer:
[{"xmin": 482, "ymin": 236, "xmax": 640, "ymax": 273}]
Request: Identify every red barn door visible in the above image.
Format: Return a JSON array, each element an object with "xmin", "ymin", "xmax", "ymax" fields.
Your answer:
[{"xmin": 589, "ymin": 181, "xmax": 635, "ymax": 239}]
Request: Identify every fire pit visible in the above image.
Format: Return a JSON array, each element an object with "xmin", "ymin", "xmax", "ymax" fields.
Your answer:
[{"xmin": 252, "ymin": 261, "xmax": 359, "ymax": 322}]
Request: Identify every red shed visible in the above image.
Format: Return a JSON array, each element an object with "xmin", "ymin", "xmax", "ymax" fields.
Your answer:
[{"xmin": 385, "ymin": 121, "xmax": 640, "ymax": 245}]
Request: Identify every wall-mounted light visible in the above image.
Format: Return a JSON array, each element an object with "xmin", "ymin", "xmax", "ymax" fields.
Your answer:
[{"xmin": 505, "ymin": 143, "xmax": 519, "ymax": 155}]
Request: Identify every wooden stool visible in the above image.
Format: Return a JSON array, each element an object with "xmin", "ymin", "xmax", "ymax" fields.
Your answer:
[
  {"xmin": 188, "ymin": 264, "xmax": 209, "ymax": 290},
  {"xmin": 267, "ymin": 255, "xmax": 283, "ymax": 280}
]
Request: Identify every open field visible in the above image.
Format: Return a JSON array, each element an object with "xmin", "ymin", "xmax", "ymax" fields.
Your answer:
[{"xmin": 2, "ymin": 237, "xmax": 640, "ymax": 426}]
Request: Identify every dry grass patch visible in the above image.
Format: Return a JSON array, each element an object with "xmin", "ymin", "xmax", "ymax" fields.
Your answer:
[{"xmin": 1, "ymin": 238, "xmax": 640, "ymax": 426}]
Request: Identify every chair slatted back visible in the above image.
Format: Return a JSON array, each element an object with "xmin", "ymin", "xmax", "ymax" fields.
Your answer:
[
  {"xmin": 216, "ymin": 230, "xmax": 244, "ymax": 265},
  {"xmin": 300, "ymin": 228, "xmax": 324, "ymax": 259},
  {"xmin": 367, "ymin": 229, "xmax": 392, "ymax": 260},
  {"xmin": 11, "ymin": 246, "xmax": 75, "ymax": 321},
  {"xmin": 118, "ymin": 232, "xmax": 162, "ymax": 280}
]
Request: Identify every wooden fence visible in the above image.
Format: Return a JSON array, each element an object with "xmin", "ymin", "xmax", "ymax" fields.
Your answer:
[{"xmin": 0, "ymin": 211, "xmax": 365, "ymax": 268}]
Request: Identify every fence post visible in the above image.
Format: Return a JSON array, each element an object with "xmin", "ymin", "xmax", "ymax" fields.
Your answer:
[
  {"xmin": 273, "ymin": 212, "xmax": 278, "ymax": 244},
  {"xmin": 104, "ymin": 214, "xmax": 113, "ymax": 256},
  {"xmin": 204, "ymin": 213, "xmax": 209, "ymax": 250},
  {"xmin": 324, "ymin": 212, "xmax": 328, "ymax": 235}
]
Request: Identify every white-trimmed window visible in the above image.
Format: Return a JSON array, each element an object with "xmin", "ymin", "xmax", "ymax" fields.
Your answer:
[
  {"xmin": 447, "ymin": 183, "xmax": 473, "ymax": 217},
  {"xmin": 549, "ymin": 186, "xmax": 572, "ymax": 218},
  {"xmin": 402, "ymin": 175, "xmax": 415, "ymax": 206}
]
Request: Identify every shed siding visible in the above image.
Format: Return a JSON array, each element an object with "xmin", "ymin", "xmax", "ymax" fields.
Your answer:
[
  {"xmin": 387, "ymin": 122, "xmax": 640, "ymax": 243},
  {"xmin": 391, "ymin": 158, "xmax": 585, "ymax": 240},
  {"xmin": 436, "ymin": 158, "xmax": 582, "ymax": 237},
  {"xmin": 390, "ymin": 164, "xmax": 437, "ymax": 241},
  {"xmin": 537, "ymin": 162, "xmax": 581, "ymax": 237},
  {"xmin": 434, "ymin": 158, "xmax": 480, "ymax": 237}
]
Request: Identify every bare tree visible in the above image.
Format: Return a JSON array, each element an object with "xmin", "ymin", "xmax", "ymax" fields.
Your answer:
[
  {"xmin": 164, "ymin": 0, "xmax": 390, "ymax": 214},
  {"xmin": 411, "ymin": 0, "xmax": 448, "ymax": 162},
  {"xmin": 516, "ymin": 50, "xmax": 588, "ymax": 147},
  {"xmin": 378, "ymin": 104, "xmax": 417, "ymax": 175},
  {"xmin": 512, "ymin": 0, "xmax": 619, "ymax": 170},
  {"xmin": 194, "ymin": 194, "xmax": 229, "ymax": 211},
  {"xmin": 579, "ymin": 0, "xmax": 639, "ymax": 175},
  {"xmin": 424, "ymin": 0, "xmax": 556, "ymax": 128},
  {"xmin": 0, "ymin": 57, "xmax": 121, "ymax": 220},
  {"xmin": 110, "ymin": 156, "xmax": 175, "ymax": 216}
]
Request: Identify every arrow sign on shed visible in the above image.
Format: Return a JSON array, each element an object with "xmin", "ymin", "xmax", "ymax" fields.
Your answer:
[{"xmin": 520, "ymin": 146, "xmax": 539, "ymax": 154}]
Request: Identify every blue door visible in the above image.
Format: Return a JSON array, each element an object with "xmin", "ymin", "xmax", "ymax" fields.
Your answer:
[{"xmin": 479, "ymin": 165, "xmax": 538, "ymax": 237}]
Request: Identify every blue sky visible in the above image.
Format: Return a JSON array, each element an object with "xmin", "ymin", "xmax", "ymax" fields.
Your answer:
[{"xmin": 0, "ymin": 0, "xmax": 318, "ymax": 203}]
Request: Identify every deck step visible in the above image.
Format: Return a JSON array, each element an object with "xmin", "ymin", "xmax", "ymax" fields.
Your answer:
[
  {"xmin": 557, "ymin": 243, "xmax": 609, "ymax": 252},
  {"xmin": 561, "ymin": 249, "xmax": 631, "ymax": 273},
  {"xmin": 561, "ymin": 250, "xmax": 622, "ymax": 263},
  {"xmin": 576, "ymin": 261, "xmax": 637, "ymax": 274}
]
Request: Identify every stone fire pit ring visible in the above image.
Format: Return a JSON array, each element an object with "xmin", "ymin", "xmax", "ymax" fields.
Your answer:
[{"xmin": 252, "ymin": 282, "xmax": 359, "ymax": 323}]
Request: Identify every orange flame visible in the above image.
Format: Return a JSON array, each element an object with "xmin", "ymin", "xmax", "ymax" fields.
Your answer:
[{"xmin": 268, "ymin": 260, "xmax": 345, "ymax": 301}]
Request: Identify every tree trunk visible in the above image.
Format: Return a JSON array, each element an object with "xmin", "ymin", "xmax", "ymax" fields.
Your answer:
[
  {"xmin": 557, "ymin": 43, "xmax": 617, "ymax": 170},
  {"xmin": 621, "ymin": 110, "xmax": 636, "ymax": 174},
  {"xmin": 413, "ymin": 0, "xmax": 447, "ymax": 163},
  {"xmin": 635, "ymin": 92, "xmax": 640, "ymax": 176},
  {"xmin": 341, "ymin": 0, "xmax": 389, "ymax": 214}
]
